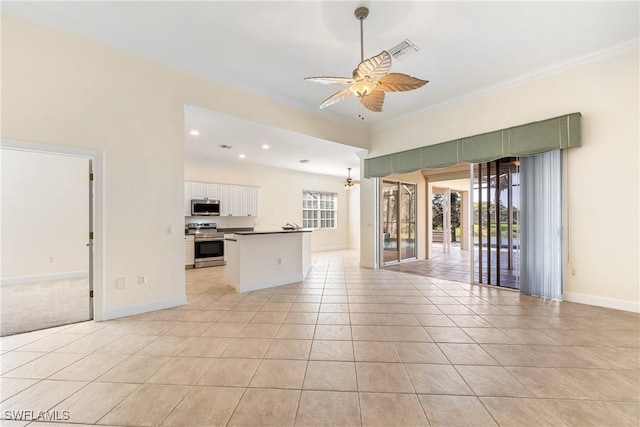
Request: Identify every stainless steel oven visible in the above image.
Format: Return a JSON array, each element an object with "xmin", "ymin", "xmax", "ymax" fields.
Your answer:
[{"xmin": 187, "ymin": 223, "xmax": 225, "ymax": 268}]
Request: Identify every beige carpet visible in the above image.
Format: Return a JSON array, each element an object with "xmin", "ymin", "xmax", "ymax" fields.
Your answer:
[{"xmin": 0, "ymin": 276, "xmax": 90, "ymax": 336}]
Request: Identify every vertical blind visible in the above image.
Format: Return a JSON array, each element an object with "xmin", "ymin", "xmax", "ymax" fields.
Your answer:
[{"xmin": 519, "ymin": 150, "xmax": 563, "ymax": 299}]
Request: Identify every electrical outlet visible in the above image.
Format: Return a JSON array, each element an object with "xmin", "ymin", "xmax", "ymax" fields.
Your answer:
[
  {"xmin": 138, "ymin": 275, "xmax": 147, "ymax": 285},
  {"xmin": 277, "ymin": 258, "xmax": 282, "ymax": 265},
  {"xmin": 49, "ymin": 256, "xmax": 55, "ymax": 263},
  {"xmin": 116, "ymin": 277, "xmax": 127, "ymax": 289}
]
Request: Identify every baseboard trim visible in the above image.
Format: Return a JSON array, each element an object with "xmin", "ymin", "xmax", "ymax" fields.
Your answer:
[
  {"xmin": 564, "ymin": 292, "xmax": 640, "ymax": 313},
  {"xmin": 102, "ymin": 295, "xmax": 187, "ymax": 320},
  {"xmin": 359, "ymin": 261, "xmax": 376, "ymax": 269},
  {"xmin": 1, "ymin": 270, "xmax": 89, "ymax": 286},
  {"xmin": 311, "ymin": 245, "xmax": 349, "ymax": 253}
]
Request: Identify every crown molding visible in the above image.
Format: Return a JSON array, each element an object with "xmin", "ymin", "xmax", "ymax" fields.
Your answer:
[{"xmin": 373, "ymin": 38, "xmax": 639, "ymax": 131}]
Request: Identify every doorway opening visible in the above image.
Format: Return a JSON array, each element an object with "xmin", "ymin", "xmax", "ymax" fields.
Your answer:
[
  {"xmin": 381, "ymin": 166, "xmax": 472, "ymax": 282},
  {"xmin": 432, "ymin": 190, "xmax": 462, "ymax": 254},
  {"xmin": 381, "ymin": 180, "xmax": 417, "ymax": 265},
  {"xmin": 422, "ymin": 166, "xmax": 472, "ymax": 282},
  {"xmin": 472, "ymin": 157, "xmax": 520, "ymax": 289},
  {"xmin": 1, "ymin": 144, "xmax": 97, "ymax": 336}
]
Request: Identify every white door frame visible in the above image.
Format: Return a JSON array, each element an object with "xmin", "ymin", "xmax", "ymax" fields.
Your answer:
[{"xmin": 1, "ymin": 138, "xmax": 105, "ymax": 321}]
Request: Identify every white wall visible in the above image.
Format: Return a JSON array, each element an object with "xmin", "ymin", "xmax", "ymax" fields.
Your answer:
[
  {"xmin": 1, "ymin": 14, "xmax": 369, "ymax": 319},
  {"xmin": 1, "ymin": 149, "xmax": 88, "ymax": 279},
  {"xmin": 363, "ymin": 49, "xmax": 640, "ymax": 311},
  {"xmin": 347, "ymin": 184, "xmax": 360, "ymax": 250},
  {"xmin": 185, "ymin": 157, "xmax": 354, "ymax": 252}
]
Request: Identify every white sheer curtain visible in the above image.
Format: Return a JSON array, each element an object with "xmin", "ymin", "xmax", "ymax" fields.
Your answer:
[{"xmin": 519, "ymin": 149, "xmax": 563, "ymax": 299}]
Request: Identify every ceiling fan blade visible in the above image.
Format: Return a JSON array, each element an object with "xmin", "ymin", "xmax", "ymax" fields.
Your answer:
[
  {"xmin": 319, "ymin": 87, "xmax": 353, "ymax": 109},
  {"xmin": 359, "ymin": 89, "xmax": 385, "ymax": 112},
  {"xmin": 377, "ymin": 73, "xmax": 429, "ymax": 92},
  {"xmin": 305, "ymin": 76, "xmax": 354, "ymax": 85},
  {"xmin": 353, "ymin": 51, "xmax": 392, "ymax": 80}
]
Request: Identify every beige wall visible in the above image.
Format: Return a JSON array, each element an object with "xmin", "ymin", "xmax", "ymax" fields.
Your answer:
[
  {"xmin": 1, "ymin": 14, "xmax": 369, "ymax": 319},
  {"xmin": 1, "ymin": 150, "xmax": 89, "ymax": 279},
  {"xmin": 364, "ymin": 49, "xmax": 640, "ymax": 311},
  {"xmin": 185, "ymin": 157, "xmax": 354, "ymax": 252}
]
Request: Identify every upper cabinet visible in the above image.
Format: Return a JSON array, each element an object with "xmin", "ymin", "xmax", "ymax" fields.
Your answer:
[
  {"xmin": 219, "ymin": 185, "xmax": 232, "ymax": 216},
  {"xmin": 244, "ymin": 187, "xmax": 259, "ymax": 217},
  {"xmin": 185, "ymin": 181, "xmax": 259, "ymax": 217},
  {"xmin": 191, "ymin": 182, "xmax": 220, "ymax": 200}
]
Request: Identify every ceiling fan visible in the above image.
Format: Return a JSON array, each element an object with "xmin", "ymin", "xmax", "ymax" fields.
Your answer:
[{"xmin": 305, "ymin": 7, "xmax": 428, "ymax": 113}]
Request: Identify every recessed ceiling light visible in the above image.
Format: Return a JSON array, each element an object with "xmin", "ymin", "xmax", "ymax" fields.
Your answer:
[
  {"xmin": 189, "ymin": 129, "xmax": 200, "ymax": 136},
  {"xmin": 299, "ymin": 159, "xmax": 310, "ymax": 163},
  {"xmin": 239, "ymin": 154, "xmax": 246, "ymax": 159},
  {"xmin": 262, "ymin": 144, "xmax": 270, "ymax": 150}
]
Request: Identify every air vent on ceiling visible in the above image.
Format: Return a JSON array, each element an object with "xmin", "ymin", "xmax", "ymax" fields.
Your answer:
[
  {"xmin": 388, "ymin": 39, "xmax": 420, "ymax": 60},
  {"xmin": 219, "ymin": 144, "xmax": 232, "ymax": 149}
]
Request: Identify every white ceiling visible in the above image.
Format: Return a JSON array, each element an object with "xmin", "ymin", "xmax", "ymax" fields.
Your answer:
[
  {"xmin": 4, "ymin": 1, "xmax": 638, "ymax": 177},
  {"xmin": 184, "ymin": 105, "xmax": 365, "ymax": 179}
]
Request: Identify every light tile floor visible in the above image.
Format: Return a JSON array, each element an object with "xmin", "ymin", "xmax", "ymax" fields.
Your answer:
[{"xmin": 1, "ymin": 250, "xmax": 638, "ymax": 426}]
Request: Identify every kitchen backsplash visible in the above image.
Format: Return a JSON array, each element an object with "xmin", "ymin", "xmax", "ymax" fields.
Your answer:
[{"xmin": 185, "ymin": 215, "xmax": 256, "ymax": 230}]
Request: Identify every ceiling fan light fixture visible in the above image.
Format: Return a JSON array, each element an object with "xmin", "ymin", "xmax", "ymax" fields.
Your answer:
[
  {"xmin": 350, "ymin": 80, "xmax": 377, "ymax": 97},
  {"xmin": 305, "ymin": 7, "xmax": 428, "ymax": 113},
  {"xmin": 344, "ymin": 167, "xmax": 356, "ymax": 189}
]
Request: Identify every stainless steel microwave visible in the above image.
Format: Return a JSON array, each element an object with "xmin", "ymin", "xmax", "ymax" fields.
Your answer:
[{"xmin": 191, "ymin": 199, "xmax": 220, "ymax": 216}]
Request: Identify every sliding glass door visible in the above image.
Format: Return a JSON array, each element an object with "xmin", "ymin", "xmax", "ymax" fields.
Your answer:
[
  {"xmin": 472, "ymin": 158, "xmax": 520, "ymax": 288},
  {"xmin": 382, "ymin": 180, "xmax": 417, "ymax": 265}
]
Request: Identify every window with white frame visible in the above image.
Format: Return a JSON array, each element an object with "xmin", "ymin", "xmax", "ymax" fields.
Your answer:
[{"xmin": 302, "ymin": 191, "xmax": 337, "ymax": 229}]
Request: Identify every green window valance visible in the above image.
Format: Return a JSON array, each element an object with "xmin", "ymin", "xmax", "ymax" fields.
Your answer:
[{"xmin": 364, "ymin": 112, "xmax": 581, "ymax": 178}]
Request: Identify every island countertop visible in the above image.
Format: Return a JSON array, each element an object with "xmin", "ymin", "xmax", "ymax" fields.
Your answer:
[
  {"xmin": 224, "ymin": 230, "xmax": 312, "ymax": 292},
  {"xmin": 228, "ymin": 229, "xmax": 312, "ymax": 237}
]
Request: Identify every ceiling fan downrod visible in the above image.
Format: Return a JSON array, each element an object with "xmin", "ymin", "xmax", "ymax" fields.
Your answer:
[{"xmin": 354, "ymin": 7, "xmax": 369, "ymax": 63}]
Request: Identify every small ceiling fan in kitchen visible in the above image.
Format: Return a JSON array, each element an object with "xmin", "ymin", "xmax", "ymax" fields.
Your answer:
[{"xmin": 305, "ymin": 6, "xmax": 428, "ymax": 113}]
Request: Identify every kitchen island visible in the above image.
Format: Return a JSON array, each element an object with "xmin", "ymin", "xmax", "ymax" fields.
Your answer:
[{"xmin": 224, "ymin": 230, "xmax": 312, "ymax": 293}]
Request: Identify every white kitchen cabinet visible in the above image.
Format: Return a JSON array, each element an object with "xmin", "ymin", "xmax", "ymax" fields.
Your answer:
[
  {"xmin": 248, "ymin": 187, "xmax": 258, "ymax": 216},
  {"xmin": 191, "ymin": 182, "xmax": 219, "ymax": 200},
  {"xmin": 184, "ymin": 234, "xmax": 195, "ymax": 267},
  {"xmin": 184, "ymin": 182, "xmax": 192, "ymax": 216},
  {"xmin": 185, "ymin": 182, "xmax": 224, "ymax": 216},
  {"xmin": 190, "ymin": 182, "xmax": 206, "ymax": 199},
  {"xmin": 238, "ymin": 186, "xmax": 258, "ymax": 216},
  {"xmin": 231, "ymin": 186, "xmax": 242, "ymax": 216},
  {"xmin": 205, "ymin": 183, "xmax": 220, "ymax": 200},
  {"xmin": 186, "ymin": 181, "xmax": 259, "ymax": 217},
  {"xmin": 239, "ymin": 187, "xmax": 250, "ymax": 216},
  {"xmin": 219, "ymin": 185, "xmax": 232, "ymax": 216}
]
